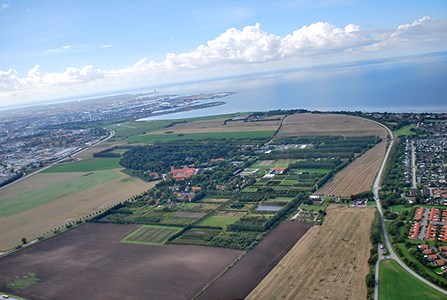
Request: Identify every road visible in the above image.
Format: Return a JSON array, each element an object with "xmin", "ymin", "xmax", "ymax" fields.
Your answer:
[
  {"xmin": 0, "ymin": 129, "xmax": 115, "ymax": 192},
  {"xmin": 411, "ymin": 140, "xmax": 417, "ymax": 189},
  {"xmin": 371, "ymin": 121, "xmax": 447, "ymax": 299}
]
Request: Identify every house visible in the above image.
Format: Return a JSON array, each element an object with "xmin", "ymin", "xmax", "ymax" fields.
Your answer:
[
  {"xmin": 423, "ymin": 249, "xmax": 433, "ymax": 255},
  {"xmin": 436, "ymin": 259, "xmax": 446, "ymax": 266},
  {"xmin": 427, "ymin": 254, "xmax": 438, "ymax": 261},
  {"xmin": 418, "ymin": 244, "xmax": 429, "ymax": 250}
]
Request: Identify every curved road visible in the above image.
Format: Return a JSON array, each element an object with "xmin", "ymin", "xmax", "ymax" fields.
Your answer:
[{"xmin": 371, "ymin": 120, "xmax": 447, "ymax": 299}]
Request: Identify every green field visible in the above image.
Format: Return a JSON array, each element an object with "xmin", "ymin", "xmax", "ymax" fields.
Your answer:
[
  {"xmin": 197, "ymin": 216, "xmax": 239, "ymax": 229},
  {"xmin": 121, "ymin": 225, "xmax": 182, "ymax": 245},
  {"xmin": 43, "ymin": 157, "xmax": 121, "ymax": 173},
  {"xmin": 0, "ymin": 170, "xmax": 122, "ymax": 217},
  {"xmin": 379, "ymin": 259, "xmax": 446, "ymax": 300},
  {"xmin": 394, "ymin": 124, "xmax": 417, "ymax": 137},
  {"xmin": 128, "ymin": 131, "xmax": 275, "ymax": 143},
  {"xmin": 172, "ymin": 228, "xmax": 222, "ymax": 245},
  {"xmin": 301, "ymin": 199, "xmax": 330, "ymax": 212}
]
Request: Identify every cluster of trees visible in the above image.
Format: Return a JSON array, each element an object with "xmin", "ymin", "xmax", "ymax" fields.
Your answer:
[{"xmin": 120, "ymin": 140, "xmax": 242, "ymax": 173}]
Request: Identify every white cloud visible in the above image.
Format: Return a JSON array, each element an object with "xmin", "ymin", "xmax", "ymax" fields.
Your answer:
[
  {"xmin": 45, "ymin": 45, "xmax": 75, "ymax": 54},
  {"xmin": 0, "ymin": 3, "xmax": 10, "ymax": 9},
  {"xmin": 1, "ymin": 16, "xmax": 446, "ymax": 105}
]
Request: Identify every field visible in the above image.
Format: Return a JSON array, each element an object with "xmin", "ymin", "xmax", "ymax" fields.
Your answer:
[
  {"xmin": 394, "ymin": 124, "xmax": 417, "ymax": 137},
  {"xmin": 128, "ymin": 130, "xmax": 275, "ymax": 143},
  {"xmin": 0, "ymin": 223, "xmax": 243, "ymax": 300},
  {"xmin": 379, "ymin": 259, "xmax": 446, "ymax": 300},
  {"xmin": 0, "ymin": 167, "xmax": 156, "ymax": 251},
  {"xmin": 276, "ymin": 113, "xmax": 387, "ymax": 139},
  {"xmin": 248, "ymin": 205, "xmax": 374, "ymax": 300},
  {"xmin": 319, "ymin": 141, "xmax": 387, "ymax": 196},
  {"xmin": 196, "ymin": 221, "xmax": 312, "ymax": 300},
  {"xmin": 121, "ymin": 225, "xmax": 182, "ymax": 245},
  {"xmin": 42, "ymin": 157, "xmax": 121, "ymax": 173},
  {"xmin": 197, "ymin": 216, "xmax": 239, "ymax": 229}
]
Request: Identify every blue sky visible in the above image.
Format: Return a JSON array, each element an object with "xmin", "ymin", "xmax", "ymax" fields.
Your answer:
[{"xmin": 0, "ymin": 0, "xmax": 446, "ymax": 106}]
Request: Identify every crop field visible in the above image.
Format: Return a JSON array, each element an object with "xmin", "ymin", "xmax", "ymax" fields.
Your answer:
[
  {"xmin": 197, "ymin": 221, "xmax": 312, "ymax": 300},
  {"xmin": 319, "ymin": 141, "xmax": 387, "ymax": 196},
  {"xmin": 128, "ymin": 130, "xmax": 275, "ymax": 143},
  {"xmin": 197, "ymin": 216, "xmax": 239, "ymax": 229},
  {"xmin": 248, "ymin": 205, "xmax": 374, "ymax": 300},
  {"xmin": 42, "ymin": 157, "xmax": 121, "ymax": 173},
  {"xmin": 0, "ymin": 169, "xmax": 156, "ymax": 251},
  {"xmin": 121, "ymin": 225, "xmax": 182, "ymax": 245},
  {"xmin": 171, "ymin": 228, "xmax": 222, "ymax": 245},
  {"xmin": 149, "ymin": 115, "xmax": 282, "ymax": 135},
  {"xmin": 379, "ymin": 259, "xmax": 446, "ymax": 300},
  {"xmin": 0, "ymin": 224, "xmax": 243, "ymax": 300},
  {"xmin": 276, "ymin": 113, "xmax": 387, "ymax": 139}
]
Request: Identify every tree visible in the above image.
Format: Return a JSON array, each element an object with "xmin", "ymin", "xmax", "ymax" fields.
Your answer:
[{"xmin": 21, "ymin": 237, "xmax": 27, "ymax": 244}]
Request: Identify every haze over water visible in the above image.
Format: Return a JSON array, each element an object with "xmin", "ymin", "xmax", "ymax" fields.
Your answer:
[{"xmin": 143, "ymin": 53, "xmax": 447, "ymax": 120}]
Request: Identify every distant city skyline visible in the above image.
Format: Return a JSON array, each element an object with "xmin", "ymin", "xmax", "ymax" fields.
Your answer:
[{"xmin": 0, "ymin": 0, "xmax": 446, "ymax": 106}]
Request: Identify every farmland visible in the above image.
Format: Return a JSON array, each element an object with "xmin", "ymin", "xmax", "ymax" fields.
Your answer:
[
  {"xmin": 41, "ymin": 157, "xmax": 121, "ymax": 173},
  {"xmin": 319, "ymin": 140, "xmax": 387, "ymax": 196},
  {"xmin": 0, "ymin": 162, "xmax": 156, "ymax": 251},
  {"xmin": 248, "ymin": 205, "xmax": 374, "ymax": 300},
  {"xmin": 121, "ymin": 225, "xmax": 182, "ymax": 245},
  {"xmin": 379, "ymin": 259, "xmax": 446, "ymax": 300},
  {"xmin": 196, "ymin": 221, "xmax": 311, "ymax": 300},
  {"xmin": 276, "ymin": 113, "xmax": 387, "ymax": 139},
  {"xmin": 0, "ymin": 223, "xmax": 243, "ymax": 300}
]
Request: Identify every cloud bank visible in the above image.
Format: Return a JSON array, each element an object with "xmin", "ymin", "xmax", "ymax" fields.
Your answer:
[{"xmin": 1, "ymin": 16, "xmax": 446, "ymax": 105}]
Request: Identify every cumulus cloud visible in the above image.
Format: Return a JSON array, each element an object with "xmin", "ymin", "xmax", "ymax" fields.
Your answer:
[{"xmin": 1, "ymin": 16, "xmax": 446, "ymax": 104}]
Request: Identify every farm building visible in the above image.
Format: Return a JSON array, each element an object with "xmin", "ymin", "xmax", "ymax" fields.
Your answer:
[{"xmin": 171, "ymin": 167, "xmax": 197, "ymax": 180}]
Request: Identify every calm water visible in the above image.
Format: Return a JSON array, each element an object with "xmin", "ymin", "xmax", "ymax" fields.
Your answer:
[{"xmin": 141, "ymin": 52, "xmax": 447, "ymax": 120}]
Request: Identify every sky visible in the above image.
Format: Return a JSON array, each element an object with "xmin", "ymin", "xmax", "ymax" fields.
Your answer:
[{"xmin": 0, "ymin": 0, "xmax": 446, "ymax": 107}]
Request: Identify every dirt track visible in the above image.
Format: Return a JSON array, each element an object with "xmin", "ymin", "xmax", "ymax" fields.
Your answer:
[
  {"xmin": 0, "ymin": 223, "xmax": 242, "ymax": 300},
  {"xmin": 248, "ymin": 205, "xmax": 374, "ymax": 300},
  {"xmin": 196, "ymin": 221, "xmax": 312, "ymax": 300}
]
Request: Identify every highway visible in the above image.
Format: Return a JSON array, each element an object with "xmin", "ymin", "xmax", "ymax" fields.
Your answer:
[{"xmin": 371, "ymin": 121, "xmax": 447, "ymax": 299}]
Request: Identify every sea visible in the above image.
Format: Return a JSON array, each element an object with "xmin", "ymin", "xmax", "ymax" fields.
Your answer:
[{"xmin": 140, "ymin": 52, "xmax": 447, "ymax": 120}]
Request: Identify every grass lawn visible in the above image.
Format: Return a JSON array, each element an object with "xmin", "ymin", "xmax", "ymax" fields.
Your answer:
[
  {"xmin": 389, "ymin": 204, "xmax": 447, "ymax": 213},
  {"xmin": 197, "ymin": 216, "xmax": 239, "ymax": 229},
  {"xmin": 394, "ymin": 124, "xmax": 417, "ymax": 137},
  {"xmin": 301, "ymin": 200, "xmax": 330, "ymax": 212},
  {"xmin": 43, "ymin": 157, "xmax": 121, "ymax": 173},
  {"xmin": 128, "ymin": 130, "xmax": 274, "ymax": 143},
  {"xmin": 379, "ymin": 259, "xmax": 446, "ymax": 300},
  {"xmin": 0, "ymin": 170, "xmax": 122, "ymax": 217},
  {"xmin": 121, "ymin": 225, "xmax": 182, "ymax": 245}
]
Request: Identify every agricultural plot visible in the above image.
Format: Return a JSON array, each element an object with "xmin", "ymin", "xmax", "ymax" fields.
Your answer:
[
  {"xmin": 121, "ymin": 225, "xmax": 182, "ymax": 245},
  {"xmin": 248, "ymin": 205, "xmax": 374, "ymax": 300},
  {"xmin": 197, "ymin": 216, "xmax": 239, "ymax": 229},
  {"xmin": 171, "ymin": 228, "xmax": 222, "ymax": 246},
  {"xmin": 42, "ymin": 157, "xmax": 121, "ymax": 173},
  {"xmin": 379, "ymin": 259, "xmax": 446, "ymax": 300},
  {"xmin": 276, "ymin": 113, "xmax": 387, "ymax": 139},
  {"xmin": 319, "ymin": 141, "xmax": 387, "ymax": 196},
  {"xmin": 0, "ymin": 224, "xmax": 243, "ymax": 300},
  {"xmin": 0, "ymin": 169, "xmax": 156, "ymax": 251}
]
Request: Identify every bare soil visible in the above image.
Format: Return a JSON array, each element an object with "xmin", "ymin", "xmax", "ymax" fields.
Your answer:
[
  {"xmin": 0, "ymin": 223, "xmax": 242, "ymax": 300},
  {"xmin": 196, "ymin": 221, "xmax": 312, "ymax": 300},
  {"xmin": 247, "ymin": 205, "xmax": 374, "ymax": 300}
]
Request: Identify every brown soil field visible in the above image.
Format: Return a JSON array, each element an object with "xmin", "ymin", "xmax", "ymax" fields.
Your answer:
[
  {"xmin": 276, "ymin": 113, "xmax": 387, "ymax": 139},
  {"xmin": 0, "ymin": 172, "xmax": 156, "ymax": 251},
  {"xmin": 248, "ymin": 205, "xmax": 374, "ymax": 300},
  {"xmin": 0, "ymin": 223, "xmax": 243, "ymax": 300},
  {"xmin": 319, "ymin": 141, "xmax": 387, "ymax": 196},
  {"xmin": 150, "ymin": 116, "xmax": 282, "ymax": 135},
  {"xmin": 196, "ymin": 221, "xmax": 312, "ymax": 300}
]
